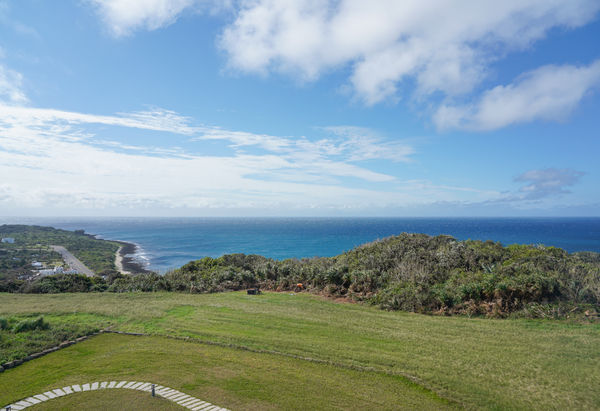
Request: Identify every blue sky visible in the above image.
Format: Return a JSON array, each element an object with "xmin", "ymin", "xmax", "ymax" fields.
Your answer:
[{"xmin": 0, "ymin": 0, "xmax": 599, "ymax": 216}]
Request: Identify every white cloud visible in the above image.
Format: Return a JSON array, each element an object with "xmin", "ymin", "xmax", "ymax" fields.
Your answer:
[
  {"xmin": 219, "ymin": 0, "xmax": 600, "ymax": 104},
  {"xmin": 0, "ymin": 64, "xmax": 28, "ymax": 104},
  {"xmin": 434, "ymin": 60, "xmax": 600, "ymax": 131},
  {"xmin": 87, "ymin": 1, "xmax": 600, "ymax": 105},
  {"xmin": 89, "ymin": 0, "xmax": 196, "ymax": 37},
  {"xmin": 85, "ymin": 1, "xmax": 600, "ymax": 131}
]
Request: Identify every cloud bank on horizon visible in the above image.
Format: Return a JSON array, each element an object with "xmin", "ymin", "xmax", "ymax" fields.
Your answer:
[{"xmin": 0, "ymin": 0, "xmax": 599, "ymax": 215}]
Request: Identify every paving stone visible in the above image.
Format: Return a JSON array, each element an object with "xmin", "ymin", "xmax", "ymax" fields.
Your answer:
[
  {"xmin": 130, "ymin": 382, "xmax": 144, "ymax": 389},
  {"xmin": 164, "ymin": 391, "xmax": 182, "ymax": 399},
  {"xmin": 82, "ymin": 383, "xmax": 90, "ymax": 391},
  {"xmin": 9, "ymin": 405, "xmax": 24, "ymax": 411},
  {"xmin": 185, "ymin": 399, "xmax": 206, "ymax": 408},
  {"xmin": 43, "ymin": 391, "xmax": 57, "ymax": 399},
  {"xmin": 53, "ymin": 388, "xmax": 67, "ymax": 397},
  {"xmin": 72, "ymin": 384, "xmax": 82, "ymax": 392},
  {"xmin": 107, "ymin": 381, "xmax": 117, "ymax": 388},
  {"xmin": 137, "ymin": 382, "xmax": 151, "ymax": 391},
  {"xmin": 115, "ymin": 381, "xmax": 127, "ymax": 388},
  {"xmin": 194, "ymin": 404, "xmax": 216, "ymax": 411},
  {"xmin": 24, "ymin": 397, "xmax": 41, "ymax": 404},
  {"xmin": 175, "ymin": 394, "xmax": 192, "ymax": 402},
  {"xmin": 192, "ymin": 404, "xmax": 213, "ymax": 411},
  {"xmin": 187, "ymin": 399, "xmax": 206, "ymax": 406},
  {"xmin": 33, "ymin": 394, "xmax": 49, "ymax": 401},
  {"xmin": 63, "ymin": 386, "xmax": 73, "ymax": 394},
  {"xmin": 180, "ymin": 398, "xmax": 200, "ymax": 406},
  {"xmin": 91, "ymin": 382, "xmax": 99, "ymax": 390},
  {"xmin": 100, "ymin": 381, "xmax": 108, "ymax": 389},
  {"xmin": 123, "ymin": 381, "xmax": 136, "ymax": 389},
  {"xmin": 15, "ymin": 400, "xmax": 33, "ymax": 408}
]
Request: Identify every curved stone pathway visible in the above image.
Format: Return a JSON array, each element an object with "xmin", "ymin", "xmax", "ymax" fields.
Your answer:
[{"xmin": 3, "ymin": 381, "xmax": 229, "ymax": 410}]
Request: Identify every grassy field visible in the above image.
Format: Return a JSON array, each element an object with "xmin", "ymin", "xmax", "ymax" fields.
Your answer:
[
  {"xmin": 1, "ymin": 291, "xmax": 599, "ymax": 409},
  {"xmin": 1, "ymin": 334, "xmax": 446, "ymax": 410}
]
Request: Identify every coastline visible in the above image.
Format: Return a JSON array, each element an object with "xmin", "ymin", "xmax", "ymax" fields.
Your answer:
[{"xmin": 114, "ymin": 241, "xmax": 152, "ymax": 275}]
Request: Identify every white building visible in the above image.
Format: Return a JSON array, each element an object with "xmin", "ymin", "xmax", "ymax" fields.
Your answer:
[{"xmin": 1, "ymin": 237, "xmax": 15, "ymax": 244}]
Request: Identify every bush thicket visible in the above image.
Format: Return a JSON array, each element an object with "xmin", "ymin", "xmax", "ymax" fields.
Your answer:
[{"xmin": 4, "ymin": 234, "xmax": 600, "ymax": 318}]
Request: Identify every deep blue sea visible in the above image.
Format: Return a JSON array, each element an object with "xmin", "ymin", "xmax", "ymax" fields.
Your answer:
[{"xmin": 2, "ymin": 217, "xmax": 599, "ymax": 273}]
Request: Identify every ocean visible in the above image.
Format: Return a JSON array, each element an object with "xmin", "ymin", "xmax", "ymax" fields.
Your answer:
[{"xmin": 2, "ymin": 217, "xmax": 600, "ymax": 273}]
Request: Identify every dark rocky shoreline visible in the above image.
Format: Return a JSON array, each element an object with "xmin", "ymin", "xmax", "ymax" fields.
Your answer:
[{"xmin": 115, "ymin": 241, "xmax": 153, "ymax": 274}]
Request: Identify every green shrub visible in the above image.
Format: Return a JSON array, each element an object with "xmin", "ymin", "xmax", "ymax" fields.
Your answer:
[{"xmin": 13, "ymin": 317, "xmax": 50, "ymax": 333}]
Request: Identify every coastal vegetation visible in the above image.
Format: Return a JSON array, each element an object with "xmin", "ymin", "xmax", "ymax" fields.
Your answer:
[
  {"xmin": 5, "ymin": 230, "xmax": 598, "ymax": 320},
  {"xmin": 1, "ymin": 292, "xmax": 598, "ymax": 409},
  {"xmin": 162, "ymin": 234, "xmax": 600, "ymax": 318}
]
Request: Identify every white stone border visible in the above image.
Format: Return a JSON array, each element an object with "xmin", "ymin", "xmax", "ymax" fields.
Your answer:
[{"xmin": 3, "ymin": 381, "xmax": 229, "ymax": 410}]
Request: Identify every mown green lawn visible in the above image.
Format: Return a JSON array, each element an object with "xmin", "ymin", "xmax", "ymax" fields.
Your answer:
[
  {"xmin": 0, "ymin": 334, "xmax": 450, "ymax": 410},
  {"xmin": 30, "ymin": 388, "xmax": 182, "ymax": 411},
  {"xmin": 1, "ymin": 291, "xmax": 599, "ymax": 409}
]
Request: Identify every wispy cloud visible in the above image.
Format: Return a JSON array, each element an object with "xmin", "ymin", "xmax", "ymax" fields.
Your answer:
[
  {"xmin": 0, "ymin": 64, "xmax": 28, "ymax": 104},
  {"xmin": 0, "ymin": 95, "xmax": 433, "ymax": 211},
  {"xmin": 0, "ymin": 1, "xmax": 40, "ymax": 39},
  {"xmin": 515, "ymin": 168, "xmax": 585, "ymax": 200},
  {"xmin": 434, "ymin": 60, "xmax": 600, "ymax": 131},
  {"xmin": 88, "ymin": 0, "xmax": 231, "ymax": 37},
  {"xmin": 0, "ymin": 105, "xmax": 198, "ymax": 135}
]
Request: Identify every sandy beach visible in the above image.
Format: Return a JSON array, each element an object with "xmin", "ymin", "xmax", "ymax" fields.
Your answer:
[{"xmin": 114, "ymin": 246, "xmax": 131, "ymax": 275}]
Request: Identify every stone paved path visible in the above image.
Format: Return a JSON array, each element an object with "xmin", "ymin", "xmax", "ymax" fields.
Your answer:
[{"xmin": 3, "ymin": 381, "xmax": 229, "ymax": 410}]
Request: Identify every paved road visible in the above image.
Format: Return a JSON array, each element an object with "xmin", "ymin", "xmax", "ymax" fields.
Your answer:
[{"xmin": 51, "ymin": 245, "xmax": 94, "ymax": 277}]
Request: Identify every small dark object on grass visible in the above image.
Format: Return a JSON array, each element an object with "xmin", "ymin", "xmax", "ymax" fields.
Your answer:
[{"xmin": 247, "ymin": 288, "xmax": 261, "ymax": 295}]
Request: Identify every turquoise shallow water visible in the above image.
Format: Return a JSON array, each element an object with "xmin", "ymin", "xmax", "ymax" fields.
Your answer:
[{"xmin": 2, "ymin": 217, "xmax": 599, "ymax": 273}]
